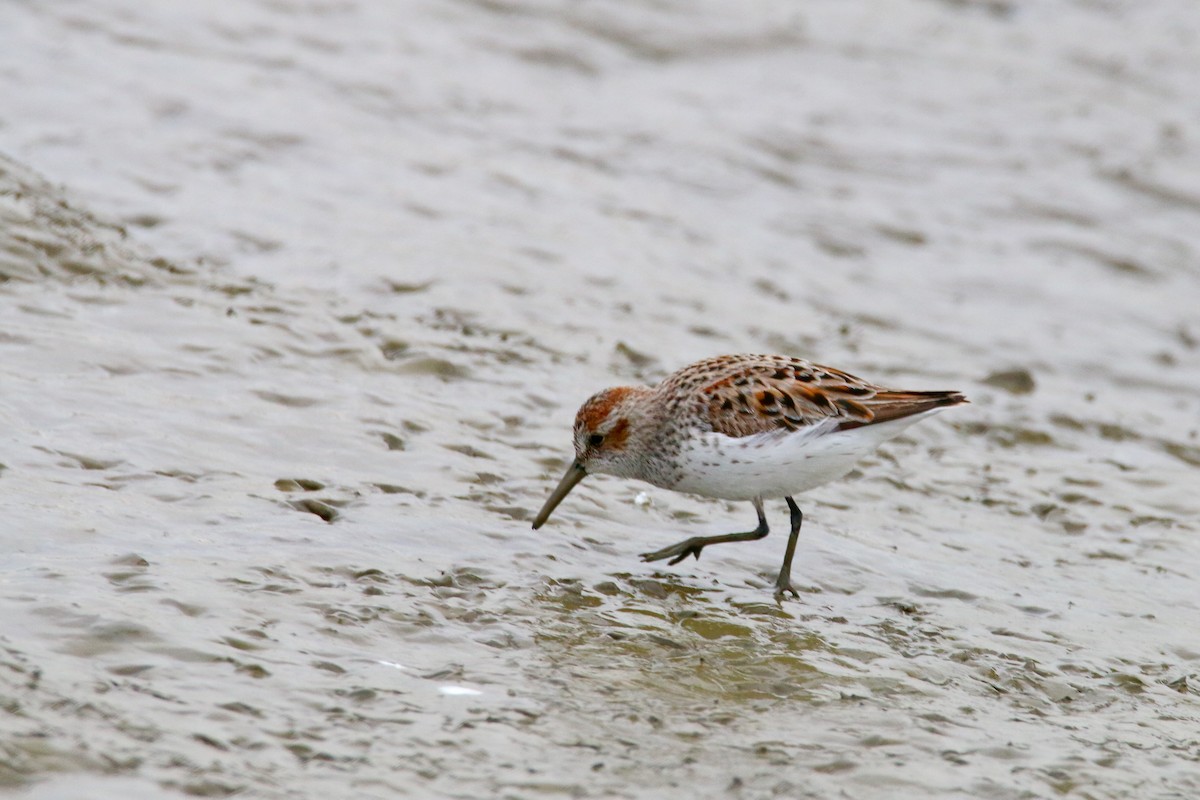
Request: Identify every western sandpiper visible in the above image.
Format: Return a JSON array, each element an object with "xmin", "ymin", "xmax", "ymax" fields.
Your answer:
[{"xmin": 532, "ymin": 354, "xmax": 967, "ymax": 599}]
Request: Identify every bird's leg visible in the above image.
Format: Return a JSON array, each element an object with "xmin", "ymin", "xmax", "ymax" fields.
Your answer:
[
  {"xmin": 640, "ymin": 498, "xmax": 768, "ymax": 567},
  {"xmin": 773, "ymin": 497, "xmax": 803, "ymax": 601}
]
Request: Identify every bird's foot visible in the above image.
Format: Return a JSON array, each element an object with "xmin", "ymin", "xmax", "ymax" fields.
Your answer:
[
  {"xmin": 773, "ymin": 576, "xmax": 800, "ymax": 602},
  {"xmin": 640, "ymin": 537, "xmax": 710, "ymax": 566}
]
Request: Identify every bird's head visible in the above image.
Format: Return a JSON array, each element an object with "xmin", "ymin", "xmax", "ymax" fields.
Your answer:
[{"xmin": 531, "ymin": 386, "xmax": 650, "ymax": 529}]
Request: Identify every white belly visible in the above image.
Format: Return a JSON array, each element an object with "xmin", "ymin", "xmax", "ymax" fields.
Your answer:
[{"xmin": 668, "ymin": 412, "xmax": 941, "ymax": 501}]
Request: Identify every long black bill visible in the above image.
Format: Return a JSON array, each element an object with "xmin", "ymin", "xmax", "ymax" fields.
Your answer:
[{"xmin": 531, "ymin": 459, "xmax": 587, "ymax": 529}]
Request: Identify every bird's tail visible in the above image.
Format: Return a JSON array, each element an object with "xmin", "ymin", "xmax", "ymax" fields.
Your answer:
[{"xmin": 838, "ymin": 390, "xmax": 967, "ymax": 430}]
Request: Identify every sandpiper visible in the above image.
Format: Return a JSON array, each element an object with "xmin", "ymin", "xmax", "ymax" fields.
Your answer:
[{"xmin": 532, "ymin": 354, "xmax": 967, "ymax": 599}]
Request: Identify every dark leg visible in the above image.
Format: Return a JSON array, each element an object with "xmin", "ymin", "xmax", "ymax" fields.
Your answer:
[
  {"xmin": 640, "ymin": 498, "xmax": 768, "ymax": 566},
  {"xmin": 774, "ymin": 497, "xmax": 803, "ymax": 601}
]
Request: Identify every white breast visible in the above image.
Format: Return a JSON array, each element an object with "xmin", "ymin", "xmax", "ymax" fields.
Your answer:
[{"xmin": 668, "ymin": 411, "xmax": 944, "ymax": 501}]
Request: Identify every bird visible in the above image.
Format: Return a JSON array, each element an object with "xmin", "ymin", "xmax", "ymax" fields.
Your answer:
[{"xmin": 531, "ymin": 353, "xmax": 967, "ymax": 600}]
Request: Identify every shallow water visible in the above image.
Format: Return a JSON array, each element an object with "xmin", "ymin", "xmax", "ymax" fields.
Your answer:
[{"xmin": 2, "ymin": 1, "xmax": 1199, "ymax": 798}]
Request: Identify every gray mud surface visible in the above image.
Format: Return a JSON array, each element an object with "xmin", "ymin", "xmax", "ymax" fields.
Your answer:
[{"xmin": 2, "ymin": 2, "xmax": 1198, "ymax": 798}]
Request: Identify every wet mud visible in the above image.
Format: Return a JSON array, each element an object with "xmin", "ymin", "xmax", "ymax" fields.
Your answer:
[{"xmin": 2, "ymin": 2, "xmax": 1199, "ymax": 798}]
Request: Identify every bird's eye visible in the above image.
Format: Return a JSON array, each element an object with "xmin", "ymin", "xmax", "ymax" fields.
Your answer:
[{"xmin": 587, "ymin": 433, "xmax": 605, "ymax": 447}]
